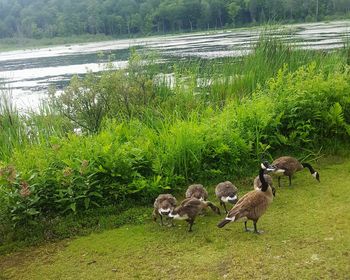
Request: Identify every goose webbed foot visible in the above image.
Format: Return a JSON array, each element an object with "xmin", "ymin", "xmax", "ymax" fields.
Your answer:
[
  {"xmin": 187, "ymin": 219, "xmax": 194, "ymax": 232},
  {"xmin": 253, "ymin": 221, "xmax": 263, "ymax": 234},
  {"xmin": 244, "ymin": 221, "xmax": 254, "ymax": 232}
]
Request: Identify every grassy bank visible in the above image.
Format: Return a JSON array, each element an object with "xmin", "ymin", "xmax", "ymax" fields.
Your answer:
[
  {"xmin": 0, "ymin": 37, "xmax": 350, "ymax": 251},
  {"xmin": 0, "ymin": 156, "xmax": 349, "ymax": 279}
]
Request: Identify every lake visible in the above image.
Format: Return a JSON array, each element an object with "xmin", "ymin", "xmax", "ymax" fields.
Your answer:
[{"xmin": 0, "ymin": 20, "xmax": 349, "ymax": 111}]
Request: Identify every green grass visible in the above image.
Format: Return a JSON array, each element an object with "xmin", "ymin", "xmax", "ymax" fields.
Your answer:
[{"xmin": 1, "ymin": 156, "xmax": 349, "ymax": 279}]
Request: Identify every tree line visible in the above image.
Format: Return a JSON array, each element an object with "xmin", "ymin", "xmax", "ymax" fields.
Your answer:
[{"xmin": 0, "ymin": 0, "xmax": 349, "ymax": 39}]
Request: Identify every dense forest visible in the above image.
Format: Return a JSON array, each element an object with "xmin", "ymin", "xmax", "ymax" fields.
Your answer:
[{"xmin": 0, "ymin": 0, "xmax": 349, "ymax": 39}]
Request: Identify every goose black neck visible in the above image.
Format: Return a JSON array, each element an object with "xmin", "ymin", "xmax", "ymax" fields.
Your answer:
[
  {"xmin": 259, "ymin": 168, "xmax": 268, "ymax": 192},
  {"xmin": 302, "ymin": 163, "xmax": 315, "ymax": 174}
]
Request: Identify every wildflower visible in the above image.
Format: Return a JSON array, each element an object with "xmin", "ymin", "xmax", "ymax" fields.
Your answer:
[
  {"xmin": 80, "ymin": 160, "xmax": 89, "ymax": 175},
  {"xmin": 20, "ymin": 181, "xmax": 31, "ymax": 197},
  {"xmin": 63, "ymin": 167, "xmax": 73, "ymax": 177},
  {"xmin": 8, "ymin": 166, "xmax": 16, "ymax": 181},
  {"xmin": 52, "ymin": 144, "xmax": 60, "ymax": 151}
]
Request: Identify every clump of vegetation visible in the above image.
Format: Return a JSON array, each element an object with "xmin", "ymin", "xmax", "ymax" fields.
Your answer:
[{"xmin": 0, "ymin": 38, "xmax": 350, "ymax": 247}]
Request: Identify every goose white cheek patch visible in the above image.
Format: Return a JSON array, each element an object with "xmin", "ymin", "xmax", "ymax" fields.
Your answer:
[
  {"xmin": 312, "ymin": 172, "xmax": 317, "ymax": 178},
  {"xmin": 159, "ymin": 208, "xmax": 171, "ymax": 214},
  {"xmin": 222, "ymin": 195, "xmax": 237, "ymax": 203}
]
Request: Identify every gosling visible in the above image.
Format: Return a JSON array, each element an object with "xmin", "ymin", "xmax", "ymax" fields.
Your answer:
[
  {"xmin": 169, "ymin": 198, "xmax": 221, "ymax": 232},
  {"xmin": 152, "ymin": 194, "xmax": 177, "ymax": 226},
  {"xmin": 217, "ymin": 162, "xmax": 276, "ymax": 234},
  {"xmin": 185, "ymin": 184, "xmax": 208, "ymax": 201},
  {"xmin": 215, "ymin": 181, "xmax": 238, "ymax": 214},
  {"xmin": 271, "ymin": 156, "xmax": 320, "ymax": 187}
]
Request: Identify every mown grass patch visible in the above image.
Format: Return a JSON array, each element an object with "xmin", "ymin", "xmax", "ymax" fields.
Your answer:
[{"xmin": 1, "ymin": 157, "xmax": 349, "ymax": 279}]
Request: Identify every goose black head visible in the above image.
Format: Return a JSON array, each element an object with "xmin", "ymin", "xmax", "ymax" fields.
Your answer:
[{"xmin": 261, "ymin": 161, "xmax": 276, "ymax": 172}]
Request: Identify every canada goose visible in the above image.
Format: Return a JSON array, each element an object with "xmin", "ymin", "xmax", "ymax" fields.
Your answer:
[
  {"xmin": 217, "ymin": 162, "xmax": 276, "ymax": 234},
  {"xmin": 215, "ymin": 181, "xmax": 238, "ymax": 214},
  {"xmin": 254, "ymin": 174, "xmax": 276, "ymax": 197},
  {"xmin": 185, "ymin": 184, "xmax": 208, "ymax": 201},
  {"xmin": 271, "ymin": 156, "xmax": 320, "ymax": 187},
  {"xmin": 152, "ymin": 194, "xmax": 177, "ymax": 226},
  {"xmin": 169, "ymin": 198, "xmax": 221, "ymax": 232}
]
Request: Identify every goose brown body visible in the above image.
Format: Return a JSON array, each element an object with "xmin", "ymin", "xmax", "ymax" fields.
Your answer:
[
  {"xmin": 225, "ymin": 187, "xmax": 273, "ymax": 222},
  {"xmin": 217, "ymin": 162, "xmax": 275, "ymax": 233},
  {"xmin": 152, "ymin": 194, "xmax": 177, "ymax": 226},
  {"xmin": 185, "ymin": 184, "xmax": 208, "ymax": 201},
  {"xmin": 273, "ymin": 156, "xmax": 303, "ymax": 176},
  {"xmin": 272, "ymin": 156, "xmax": 320, "ymax": 187},
  {"xmin": 170, "ymin": 198, "xmax": 220, "ymax": 232},
  {"xmin": 215, "ymin": 181, "xmax": 238, "ymax": 213}
]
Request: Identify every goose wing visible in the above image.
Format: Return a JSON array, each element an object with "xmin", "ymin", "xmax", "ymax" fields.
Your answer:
[
  {"xmin": 273, "ymin": 156, "xmax": 303, "ymax": 173},
  {"xmin": 177, "ymin": 198, "xmax": 203, "ymax": 216},
  {"xmin": 226, "ymin": 191, "xmax": 268, "ymax": 221}
]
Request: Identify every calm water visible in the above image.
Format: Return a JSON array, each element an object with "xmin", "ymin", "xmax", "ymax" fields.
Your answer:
[{"xmin": 0, "ymin": 20, "xmax": 349, "ymax": 111}]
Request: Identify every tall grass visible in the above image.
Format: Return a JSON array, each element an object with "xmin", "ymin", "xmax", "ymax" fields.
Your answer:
[
  {"xmin": 0, "ymin": 88, "xmax": 73, "ymax": 161},
  {"xmin": 0, "ymin": 89, "xmax": 26, "ymax": 161}
]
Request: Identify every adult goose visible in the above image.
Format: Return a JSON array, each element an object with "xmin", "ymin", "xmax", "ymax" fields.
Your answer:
[
  {"xmin": 271, "ymin": 156, "xmax": 320, "ymax": 187},
  {"xmin": 169, "ymin": 198, "xmax": 220, "ymax": 232},
  {"xmin": 215, "ymin": 181, "xmax": 238, "ymax": 214},
  {"xmin": 217, "ymin": 162, "xmax": 276, "ymax": 234}
]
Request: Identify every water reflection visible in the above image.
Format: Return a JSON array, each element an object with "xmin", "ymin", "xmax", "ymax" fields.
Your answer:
[{"xmin": 0, "ymin": 20, "xmax": 349, "ymax": 111}]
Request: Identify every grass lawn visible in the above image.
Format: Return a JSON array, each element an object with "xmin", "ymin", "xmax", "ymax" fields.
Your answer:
[{"xmin": 0, "ymin": 156, "xmax": 349, "ymax": 279}]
